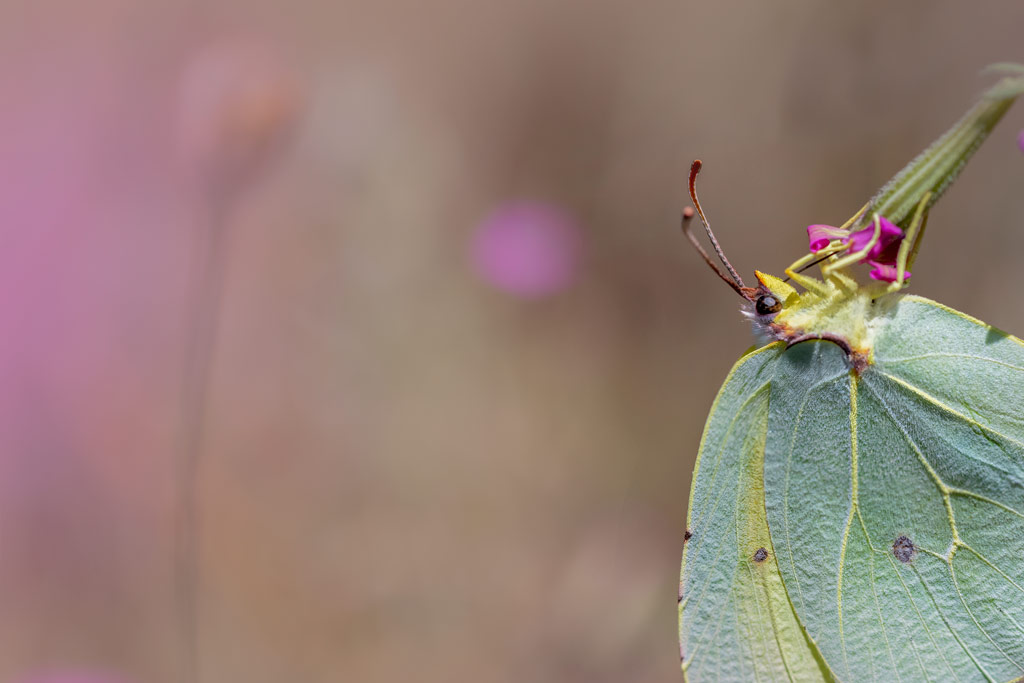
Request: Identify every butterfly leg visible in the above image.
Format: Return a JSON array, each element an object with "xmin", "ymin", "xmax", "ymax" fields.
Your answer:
[
  {"xmin": 784, "ymin": 204, "xmax": 869, "ymax": 293},
  {"xmin": 785, "ymin": 244, "xmax": 851, "ymax": 295},
  {"xmin": 822, "ymin": 213, "xmax": 883, "ymax": 276},
  {"xmin": 786, "ymin": 331, "xmax": 853, "ymax": 356},
  {"xmin": 891, "ymin": 191, "xmax": 932, "ymax": 290},
  {"xmin": 783, "ymin": 267, "xmax": 831, "ymax": 296},
  {"xmin": 838, "ymin": 201, "xmax": 871, "ymax": 231},
  {"xmin": 785, "ymin": 332, "xmax": 869, "ymax": 373}
]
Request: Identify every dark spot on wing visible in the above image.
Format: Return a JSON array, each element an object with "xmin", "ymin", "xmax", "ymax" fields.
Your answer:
[
  {"xmin": 893, "ymin": 535, "xmax": 916, "ymax": 563},
  {"xmin": 753, "ymin": 547, "xmax": 768, "ymax": 563},
  {"xmin": 678, "ymin": 578, "xmax": 684, "ymax": 603},
  {"xmin": 684, "ymin": 529, "xmax": 692, "ymax": 542}
]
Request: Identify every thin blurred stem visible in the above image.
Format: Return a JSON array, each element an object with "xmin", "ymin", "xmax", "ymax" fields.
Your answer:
[{"xmin": 175, "ymin": 192, "xmax": 231, "ymax": 683}]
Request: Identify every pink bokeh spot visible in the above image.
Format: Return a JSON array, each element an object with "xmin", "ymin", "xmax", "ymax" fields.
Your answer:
[{"xmin": 470, "ymin": 202, "xmax": 582, "ymax": 297}]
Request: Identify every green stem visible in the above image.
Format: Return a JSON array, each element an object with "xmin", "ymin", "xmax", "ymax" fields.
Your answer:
[{"xmin": 869, "ymin": 71, "xmax": 1024, "ymax": 228}]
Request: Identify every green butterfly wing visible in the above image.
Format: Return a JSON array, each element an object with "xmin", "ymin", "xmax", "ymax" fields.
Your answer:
[
  {"xmin": 764, "ymin": 296, "xmax": 1024, "ymax": 682},
  {"xmin": 680, "ymin": 65, "xmax": 1024, "ymax": 683},
  {"xmin": 678, "ymin": 344, "xmax": 833, "ymax": 682},
  {"xmin": 680, "ymin": 297, "xmax": 1024, "ymax": 681}
]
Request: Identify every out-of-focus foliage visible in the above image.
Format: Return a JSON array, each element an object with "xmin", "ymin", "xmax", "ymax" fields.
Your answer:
[{"xmin": 0, "ymin": 1, "xmax": 1022, "ymax": 681}]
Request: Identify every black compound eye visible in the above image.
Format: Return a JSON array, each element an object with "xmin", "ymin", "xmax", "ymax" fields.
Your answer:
[{"xmin": 755, "ymin": 294, "xmax": 781, "ymax": 316}]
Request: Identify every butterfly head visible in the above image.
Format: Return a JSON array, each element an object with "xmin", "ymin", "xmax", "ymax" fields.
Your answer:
[
  {"xmin": 681, "ymin": 160, "xmax": 883, "ymax": 362},
  {"xmin": 738, "ymin": 271, "xmax": 798, "ymax": 344},
  {"xmin": 681, "ymin": 160, "xmax": 811, "ymax": 334}
]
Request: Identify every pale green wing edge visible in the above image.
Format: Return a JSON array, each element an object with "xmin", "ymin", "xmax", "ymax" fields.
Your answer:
[{"xmin": 679, "ymin": 342, "xmax": 833, "ymax": 682}]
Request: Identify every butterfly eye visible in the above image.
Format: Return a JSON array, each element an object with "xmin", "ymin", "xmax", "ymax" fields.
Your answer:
[{"xmin": 755, "ymin": 294, "xmax": 782, "ymax": 316}]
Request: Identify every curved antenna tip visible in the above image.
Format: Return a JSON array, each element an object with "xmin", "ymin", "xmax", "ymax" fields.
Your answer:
[{"xmin": 685, "ymin": 160, "xmax": 746, "ymax": 291}]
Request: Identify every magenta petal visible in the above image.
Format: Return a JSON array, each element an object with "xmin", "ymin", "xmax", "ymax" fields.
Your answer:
[
  {"xmin": 847, "ymin": 216, "xmax": 904, "ymax": 261},
  {"xmin": 871, "ymin": 216, "xmax": 907, "ymax": 264},
  {"xmin": 806, "ymin": 224, "xmax": 849, "ymax": 253},
  {"xmin": 868, "ymin": 261, "xmax": 910, "ymax": 282}
]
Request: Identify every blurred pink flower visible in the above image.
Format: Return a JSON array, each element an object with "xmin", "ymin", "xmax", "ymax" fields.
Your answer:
[
  {"xmin": 177, "ymin": 37, "xmax": 302, "ymax": 194},
  {"xmin": 470, "ymin": 201, "xmax": 582, "ymax": 297}
]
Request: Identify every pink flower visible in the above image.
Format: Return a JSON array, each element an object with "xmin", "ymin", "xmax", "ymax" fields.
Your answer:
[
  {"xmin": 176, "ymin": 38, "xmax": 302, "ymax": 196},
  {"xmin": 806, "ymin": 224, "xmax": 850, "ymax": 253},
  {"xmin": 804, "ymin": 215, "xmax": 911, "ymax": 281},
  {"xmin": 845, "ymin": 216, "xmax": 904, "ymax": 263},
  {"xmin": 867, "ymin": 262, "xmax": 910, "ymax": 283}
]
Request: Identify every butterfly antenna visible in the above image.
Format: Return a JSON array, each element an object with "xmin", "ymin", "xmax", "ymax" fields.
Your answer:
[
  {"xmin": 681, "ymin": 206, "xmax": 748, "ymax": 298},
  {"xmin": 688, "ymin": 160, "xmax": 746, "ymax": 289}
]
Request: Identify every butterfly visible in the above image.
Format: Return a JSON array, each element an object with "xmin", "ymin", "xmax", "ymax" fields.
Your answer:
[{"xmin": 678, "ymin": 65, "xmax": 1024, "ymax": 683}]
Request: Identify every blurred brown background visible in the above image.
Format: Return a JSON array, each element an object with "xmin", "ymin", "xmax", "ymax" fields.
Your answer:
[{"xmin": 0, "ymin": 1, "xmax": 1022, "ymax": 682}]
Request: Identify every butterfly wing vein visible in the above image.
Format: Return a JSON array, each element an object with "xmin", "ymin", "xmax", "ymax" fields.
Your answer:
[{"xmin": 681, "ymin": 296, "xmax": 1024, "ymax": 683}]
